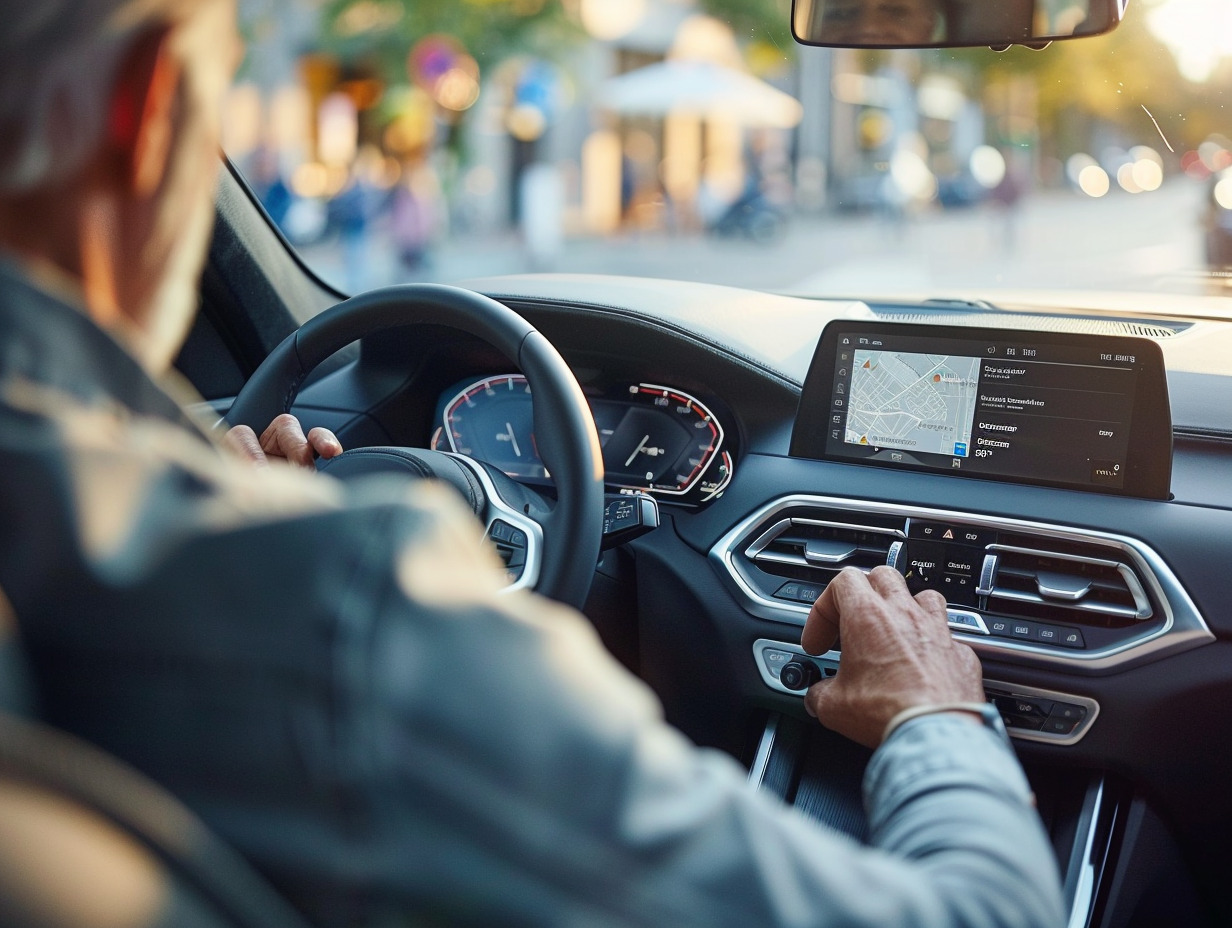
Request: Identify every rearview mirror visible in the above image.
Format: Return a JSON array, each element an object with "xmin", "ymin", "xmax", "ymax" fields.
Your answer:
[{"xmin": 791, "ymin": 0, "xmax": 1127, "ymax": 50}]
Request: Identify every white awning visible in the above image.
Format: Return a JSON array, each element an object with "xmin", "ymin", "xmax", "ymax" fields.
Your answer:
[{"xmin": 596, "ymin": 60, "xmax": 804, "ymax": 129}]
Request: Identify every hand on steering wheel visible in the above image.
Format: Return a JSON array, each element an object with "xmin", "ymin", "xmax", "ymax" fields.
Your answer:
[{"xmin": 225, "ymin": 284, "xmax": 604, "ymax": 609}]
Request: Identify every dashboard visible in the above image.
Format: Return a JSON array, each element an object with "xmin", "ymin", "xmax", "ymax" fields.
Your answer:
[{"xmin": 284, "ymin": 273, "xmax": 1232, "ymax": 924}]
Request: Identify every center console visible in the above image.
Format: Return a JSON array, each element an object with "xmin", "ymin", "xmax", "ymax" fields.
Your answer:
[{"xmin": 705, "ymin": 321, "xmax": 1212, "ymax": 928}]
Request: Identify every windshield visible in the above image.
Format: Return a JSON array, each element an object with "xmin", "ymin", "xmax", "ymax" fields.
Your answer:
[{"xmin": 227, "ymin": 0, "xmax": 1232, "ymax": 307}]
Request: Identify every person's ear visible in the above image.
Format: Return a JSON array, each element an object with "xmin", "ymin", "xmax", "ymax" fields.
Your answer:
[{"xmin": 106, "ymin": 26, "xmax": 182, "ymax": 198}]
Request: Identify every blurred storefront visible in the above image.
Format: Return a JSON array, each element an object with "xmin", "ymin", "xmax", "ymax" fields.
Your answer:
[{"xmin": 223, "ymin": 0, "xmax": 1197, "ymax": 290}]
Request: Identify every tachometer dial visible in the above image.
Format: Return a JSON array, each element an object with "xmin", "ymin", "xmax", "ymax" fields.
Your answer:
[{"xmin": 598, "ymin": 384, "xmax": 725, "ymax": 496}]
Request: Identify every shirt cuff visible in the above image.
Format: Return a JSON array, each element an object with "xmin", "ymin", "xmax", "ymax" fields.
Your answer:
[{"xmin": 863, "ymin": 712, "xmax": 1033, "ymax": 835}]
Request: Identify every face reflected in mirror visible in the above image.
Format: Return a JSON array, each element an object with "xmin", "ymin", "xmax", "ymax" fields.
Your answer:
[
  {"xmin": 793, "ymin": 0, "xmax": 1114, "ymax": 49},
  {"xmin": 810, "ymin": 0, "xmax": 942, "ymax": 46}
]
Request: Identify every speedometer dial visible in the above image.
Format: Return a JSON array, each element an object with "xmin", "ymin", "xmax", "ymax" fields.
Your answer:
[
  {"xmin": 432, "ymin": 375, "xmax": 733, "ymax": 503},
  {"xmin": 436, "ymin": 374, "xmax": 546, "ymax": 479}
]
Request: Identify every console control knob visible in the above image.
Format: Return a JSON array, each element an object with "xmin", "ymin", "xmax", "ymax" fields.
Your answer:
[{"xmin": 780, "ymin": 660, "xmax": 821, "ymax": 691}]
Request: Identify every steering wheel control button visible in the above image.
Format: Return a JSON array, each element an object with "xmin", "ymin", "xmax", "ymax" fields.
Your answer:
[
  {"xmin": 779, "ymin": 660, "xmax": 821, "ymax": 691},
  {"xmin": 487, "ymin": 519, "xmax": 531, "ymax": 580}
]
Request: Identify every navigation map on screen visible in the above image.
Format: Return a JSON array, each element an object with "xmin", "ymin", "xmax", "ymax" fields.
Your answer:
[{"xmin": 845, "ymin": 350, "xmax": 981, "ymax": 457}]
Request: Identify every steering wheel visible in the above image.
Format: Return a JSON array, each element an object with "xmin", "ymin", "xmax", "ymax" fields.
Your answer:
[{"xmin": 225, "ymin": 284, "xmax": 605, "ymax": 609}]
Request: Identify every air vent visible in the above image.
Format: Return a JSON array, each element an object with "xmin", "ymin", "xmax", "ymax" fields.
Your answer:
[
  {"xmin": 712, "ymin": 494, "xmax": 1213, "ymax": 671},
  {"xmin": 867, "ymin": 310, "xmax": 1187, "ymax": 340},
  {"xmin": 984, "ymin": 539, "xmax": 1152, "ymax": 626},
  {"xmin": 745, "ymin": 512, "xmax": 906, "ymax": 586}
]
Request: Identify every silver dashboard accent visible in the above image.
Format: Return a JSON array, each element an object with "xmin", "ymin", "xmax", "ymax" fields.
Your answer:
[
  {"xmin": 447, "ymin": 453, "xmax": 543, "ymax": 594},
  {"xmin": 989, "ymin": 543, "xmax": 1153, "ymax": 619},
  {"xmin": 1034, "ymin": 570, "xmax": 1093, "ymax": 602},
  {"xmin": 715, "ymin": 496, "xmax": 1213, "ymax": 673},
  {"xmin": 1065, "ymin": 777, "xmax": 1107, "ymax": 928},
  {"xmin": 976, "ymin": 553, "xmax": 999, "ymax": 596},
  {"xmin": 805, "ymin": 538, "xmax": 858, "ymax": 564},
  {"xmin": 747, "ymin": 715, "xmax": 779, "ymax": 789},
  {"xmin": 946, "ymin": 609, "xmax": 989, "ymax": 635},
  {"xmin": 886, "ymin": 540, "xmax": 905, "ymax": 571}
]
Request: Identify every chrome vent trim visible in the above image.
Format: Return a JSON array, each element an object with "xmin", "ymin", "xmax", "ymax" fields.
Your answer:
[
  {"xmin": 745, "ymin": 517, "xmax": 905, "ymax": 574},
  {"xmin": 987, "ymin": 544, "xmax": 1154, "ymax": 623},
  {"xmin": 711, "ymin": 495, "xmax": 1213, "ymax": 673}
]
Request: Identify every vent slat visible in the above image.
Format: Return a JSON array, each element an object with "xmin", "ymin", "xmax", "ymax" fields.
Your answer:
[
  {"xmin": 989, "ymin": 588, "xmax": 1140, "ymax": 621},
  {"xmin": 988, "ymin": 544, "xmax": 1152, "ymax": 625},
  {"xmin": 747, "ymin": 515, "xmax": 903, "ymax": 584}
]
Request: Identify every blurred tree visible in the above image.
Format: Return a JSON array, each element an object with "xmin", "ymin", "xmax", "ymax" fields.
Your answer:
[
  {"xmin": 700, "ymin": 0, "xmax": 795, "ymax": 69},
  {"xmin": 937, "ymin": 7, "xmax": 1229, "ymax": 157},
  {"xmin": 320, "ymin": 0, "xmax": 581, "ymax": 71}
]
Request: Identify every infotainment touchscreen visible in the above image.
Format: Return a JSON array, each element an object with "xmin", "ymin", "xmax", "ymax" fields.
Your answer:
[{"xmin": 791, "ymin": 322, "xmax": 1172, "ymax": 499}]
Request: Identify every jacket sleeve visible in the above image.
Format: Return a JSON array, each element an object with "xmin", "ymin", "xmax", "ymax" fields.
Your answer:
[
  {"xmin": 318, "ymin": 485, "xmax": 1067, "ymax": 928},
  {"xmin": 12, "ymin": 428, "xmax": 1064, "ymax": 928}
]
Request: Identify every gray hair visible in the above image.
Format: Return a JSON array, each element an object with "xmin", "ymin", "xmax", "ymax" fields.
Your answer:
[{"xmin": 0, "ymin": 1, "xmax": 205, "ymax": 194}]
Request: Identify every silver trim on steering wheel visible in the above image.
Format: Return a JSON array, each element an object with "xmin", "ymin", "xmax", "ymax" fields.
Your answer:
[{"xmin": 446, "ymin": 453, "xmax": 544, "ymax": 594}]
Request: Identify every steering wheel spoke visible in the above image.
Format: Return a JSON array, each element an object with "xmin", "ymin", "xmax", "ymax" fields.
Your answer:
[
  {"xmin": 448, "ymin": 453, "xmax": 545, "ymax": 593},
  {"xmin": 225, "ymin": 284, "xmax": 603, "ymax": 608}
]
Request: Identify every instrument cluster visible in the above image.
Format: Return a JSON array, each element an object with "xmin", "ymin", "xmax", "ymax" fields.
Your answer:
[{"xmin": 430, "ymin": 374, "xmax": 734, "ymax": 506}]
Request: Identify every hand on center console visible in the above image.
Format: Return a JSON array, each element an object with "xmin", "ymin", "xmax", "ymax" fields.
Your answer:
[{"xmin": 801, "ymin": 566, "xmax": 986, "ymax": 748}]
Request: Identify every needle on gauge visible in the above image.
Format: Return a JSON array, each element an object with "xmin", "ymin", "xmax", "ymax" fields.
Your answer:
[
  {"xmin": 625, "ymin": 434, "xmax": 649, "ymax": 467},
  {"xmin": 624, "ymin": 434, "xmax": 666, "ymax": 467}
]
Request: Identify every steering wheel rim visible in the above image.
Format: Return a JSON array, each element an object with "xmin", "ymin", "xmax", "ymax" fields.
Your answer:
[{"xmin": 225, "ymin": 284, "xmax": 605, "ymax": 608}]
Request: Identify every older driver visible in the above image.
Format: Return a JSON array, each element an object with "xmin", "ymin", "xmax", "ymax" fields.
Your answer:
[
  {"xmin": 0, "ymin": 1, "xmax": 1062, "ymax": 927},
  {"xmin": 812, "ymin": 0, "xmax": 942, "ymax": 45}
]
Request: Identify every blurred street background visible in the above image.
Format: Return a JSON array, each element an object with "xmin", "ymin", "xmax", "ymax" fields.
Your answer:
[
  {"xmin": 227, "ymin": 0, "xmax": 1232, "ymax": 300},
  {"xmin": 297, "ymin": 179, "xmax": 1207, "ymax": 295}
]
